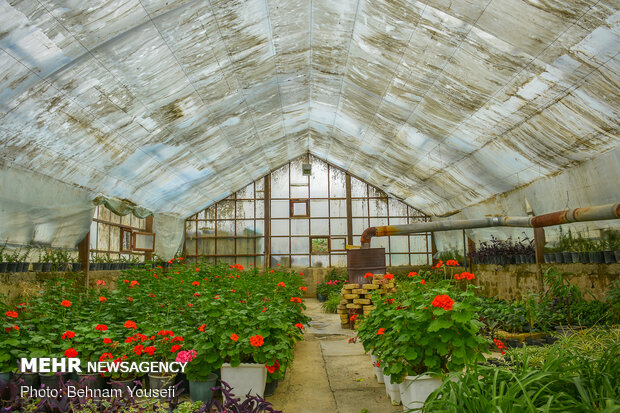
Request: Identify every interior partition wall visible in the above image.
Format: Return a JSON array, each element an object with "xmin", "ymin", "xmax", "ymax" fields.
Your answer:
[{"xmin": 184, "ymin": 154, "xmax": 432, "ymax": 268}]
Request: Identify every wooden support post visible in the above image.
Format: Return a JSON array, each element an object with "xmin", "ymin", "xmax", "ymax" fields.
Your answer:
[
  {"xmin": 264, "ymin": 175, "xmax": 271, "ymax": 268},
  {"xmin": 345, "ymin": 173, "xmax": 353, "ymax": 246},
  {"xmin": 462, "ymin": 229, "xmax": 467, "ymax": 269},
  {"xmin": 467, "ymin": 236, "xmax": 476, "ymax": 268},
  {"xmin": 534, "ymin": 226, "xmax": 546, "ymax": 292},
  {"xmin": 431, "ymin": 232, "xmax": 437, "ymax": 265},
  {"xmin": 78, "ymin": 231, "xmax": 90, "ymax": 289},
  {"xmin": 145, "ymin": 216, "xmax": 154, "ymax": 261}
]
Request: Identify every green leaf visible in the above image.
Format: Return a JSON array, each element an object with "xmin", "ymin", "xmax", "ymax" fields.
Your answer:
[{"xmin": 428, "ymin": 318, "xmax": 453, "ymax": 332}]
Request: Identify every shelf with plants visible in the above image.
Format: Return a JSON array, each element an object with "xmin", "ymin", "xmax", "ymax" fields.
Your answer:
[
  {"xmin": 468, "ymin": 235, "xmax": 536, "ymax": 266},
  {"xmin": 544, "ymin": 229, "xmax": 620, "ymax": 264}
]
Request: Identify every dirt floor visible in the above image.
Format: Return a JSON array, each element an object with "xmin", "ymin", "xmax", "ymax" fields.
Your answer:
[{"xmin": 266, "ymin": 299, "xmax": 402, "ymax": 413}]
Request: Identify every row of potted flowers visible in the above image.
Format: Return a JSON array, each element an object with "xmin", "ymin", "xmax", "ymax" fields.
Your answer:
[
  {"xmin": 0, "ymin": 260, "xmax": 310, "ymax": 401},
  {"xmin": 355, "ymin": 268, "xmax": 489, "ymax": 409}
]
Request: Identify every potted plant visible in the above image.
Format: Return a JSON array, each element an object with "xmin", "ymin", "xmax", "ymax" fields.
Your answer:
[
  {"xmin": 146, "ymin": 329, "xmax": 184, "ymax": 397},
  {"xmin": 5, "ymin": 248, "xmax": 21, "ymax": 273},
  {"xmin": 357, "ymin": 277, "xmax": 488, "ymax": 410}
]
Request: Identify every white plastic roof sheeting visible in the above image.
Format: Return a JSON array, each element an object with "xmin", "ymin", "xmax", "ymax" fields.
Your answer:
[{"xmin": 0, "ymin": 0, "xmax": 619, "ymax": 250}]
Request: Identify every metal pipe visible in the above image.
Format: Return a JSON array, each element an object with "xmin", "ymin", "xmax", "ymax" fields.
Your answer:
[{"xmin": 360, "ymin": 202, "xmax": 620, "ymax": 248}]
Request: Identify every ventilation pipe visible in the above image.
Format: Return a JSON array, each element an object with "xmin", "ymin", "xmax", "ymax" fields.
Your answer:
[{"xmin": 360, "ymin": 203, "xmax": 620, "ymax": 248}]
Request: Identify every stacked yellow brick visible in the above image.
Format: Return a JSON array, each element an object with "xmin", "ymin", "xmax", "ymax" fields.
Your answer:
[{"xmin": 338, "ymin": 274, "xmax": 397, "ymax": 329}]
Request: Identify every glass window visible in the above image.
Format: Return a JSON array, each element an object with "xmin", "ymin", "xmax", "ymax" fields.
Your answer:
[
  {"xmin": 331, "ymin": 238, "xmax": 346, "ymax": 251},
  {"xmin": 291, "ymin": 219, "xmax": 309, "ymax": 236},
  {"xmin": 390, "ymin": 254, "xmax": 409, "ymax": 266},
  {"xmin": 311, "ymin": 219, "xmax": 329, "ymax": 235},
  {"xmin": 310, "ymin": 200, "xmax": 328, "ymax": 217},
  {"xmin": 271, "ymin": 164, "xmax": 289, "ymax": 198},
  {"xmin": 271, "ymin": 200, "xmax": 289, "ymax": 218},
  {"xmin": 236, "ymin": 220, "xmax": 255, "ymax": 236},
  {"xmin": 236, "ymin": 201, "xmax": 254, "ymax": 219},
  {"xmin": 329, "ymin": 167, "xmax": 346, "ymax": 197},
  {"xmin": 291, "ymin": 200, "xmax": 309, "ymax": 217},
  {"xmin": 292, "ymin": 237, "xmax": 310, "ymax": 254},
  {"xmin": 309, "ymin": 157, "xmax": 329, "ymax": 197},
  {"xmin": 351, "ymin": 199, "xmax": 368, "ymax": 217},
  {"xmin": 311, "ymin": 237, "xmax": 329, "ymax": 254},
  {"xmin": 330, "ymin": 218, "xmax": 347, "ymax": 235},
  {"xmin": 271, "ymin": 237, "xmax": 289, "ymax": 254},
  {"xmin": 271, "ymin": 220, "xmax": 289, "ymax": 236},
  {"xmin": 351, "ymin": 177, "xmax": 367, "ymax": 197}
]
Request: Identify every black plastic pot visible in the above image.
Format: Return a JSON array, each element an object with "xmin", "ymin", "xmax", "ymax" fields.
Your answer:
[
  {"xmin": 110, "ymin": 377, "xmax": 142, "ymax": 396},
  {"xmin": 589, "ymin": 251, "xmax": 603, "ymax": 264},
  {"xmin": 6, "ymin": 262, "xmax": 18, "ymax": 272},
  {"xmin": 554, "ymin": 252, "xmax": 564, "ymax": 263},
  {"xmin": 102, "ymin": 263, "xmax": 111, "ymax": 270},
  {"xmin": 561, "ymin": 252, "xmax": 571, "ymax": 263},
  {"xmin": 603, "ymin": 251, "xmax": 615, "ymax": 264},
  {"xmin": 615, "ymin": 251, "xmax": 620, "ymax": 262},
  {"xmin": 72, "ymin": 262, "xmax": 82, "ymax": 272},
  {"xmin": 32, "ymin": 263, "xmax": 42, "ymax": 272},
  {"xmin": 16, "ymin": 372, "xmax": 39, "ymax": 387},
  {"xmin": 39, "ymin": 373, "xmax": 68, "ymax": 389},
  {"xmin": 570, "ymin": 252, "xmax": 579, "ymax": 263},
  {"xmin": 525, "ymin": 337, "xmax": 546, "ymax": 346},
  {"xmin": 0, "ymin": 262, "xmax": 8, "ymax": 273},
  {"xmin": 544, "ymin": 253, "xmax": 554, "ymax": 264},
  {"xmin": 77, "ymin": 373, "xmax": 106, "ymax": 389},
  {"xmin": 578, "ymin": 252, "xmax": 590, "ymax": 264},
  {"xmin": 264, "ymin": 380, "xmax": 278, "ymax": 397},
  {"xmin": 505, "ymin": 338, "xmax": 522, "ymax": 348},
  {"xmin": 317, "ymin": 293, "xmax": 328, "ymax": 302},
  {"xmin": 545, "ymin": 335, "xmax": 559, "ymax": 345}
]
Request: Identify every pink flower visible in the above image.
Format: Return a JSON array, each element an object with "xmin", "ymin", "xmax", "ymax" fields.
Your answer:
[{"xmin": 176, "ymin": 349, "xmax": 197, "ymax": 363}]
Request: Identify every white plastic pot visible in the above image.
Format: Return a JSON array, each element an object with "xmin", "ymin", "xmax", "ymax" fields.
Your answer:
[
  {"xmin": 370, "ymin": 353, "xmax": 384, "ymax": 383},
  {"xmin": 382, "ymin": 372, "xmax": 401, "ymax": 405},
  {"xmin": 221, "ymin": 363, "xmax": 267, "ymax": 398},
  {"xmin": 398, "ymin": 374, "xmax": 442, "ymax": 410}
]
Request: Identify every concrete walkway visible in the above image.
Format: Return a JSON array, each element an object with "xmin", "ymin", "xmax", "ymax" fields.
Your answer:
[{"xmin": 266, "ymin": 299, "xmax": 402, "ymax": 413}]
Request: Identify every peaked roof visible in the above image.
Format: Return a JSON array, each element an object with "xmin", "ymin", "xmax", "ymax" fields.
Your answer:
[{"xmin": 1, "ymin": 0, "xmax": 618, "ymax": 218}]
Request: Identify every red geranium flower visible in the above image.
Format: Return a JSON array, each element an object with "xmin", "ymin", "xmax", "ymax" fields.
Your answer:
[
  {"xmin": 420, "ymin": 279, "xmax": 426, "ymax": 285},
  {"xmin": 262, "ymin": 307, "xmax": 267, "ymax": 312},
  {"xmin": 295, "ymin": 323, "xmax": 304, "ymax": 329},
  {"xmin": 277, "ymin": 282, "xmax": 286, "ymax": 288},
  {"xmin": 376, "ymin": 328, "xmax": 385, "ymax": 335},
  {"xmin": 446, "ymin": 260, "xmax": 459, "ymax": 266},
  {"xmin": 250, "ymin": 335, "xmax": 264, "ymax": 347},
  {"xmin": 124, "ymin": 280, "xmax": 129, "ymax": 283},
  {"xmin": 230, "ymin": 334, "xmax": 239, "ymax": 342},
  {"xmin": 144, "ymin": 346, "xmax": 156, "ymax": 355},
  {"xmin": 192, "ymin": 281, "xmax": 200, "ymax": 286},
  {"xmin": 265, "ymin": 360, "xmax": 280, "ymax": 374},
  {"xmin": 60, "ymin": 300, "xmax": 71, "ymax": 307},
  {"xmin": 5, "ymin": 311, "xmax": 18, "ymax": 318},
  {"xmin": 126, "ymin": 297, "xmax": 133, "ymax": 302},
  {"xmin": 431, "ymin": 294, "xmax": 455, "ymax": 311},
  {"xmin": 364, "ymin": 272, "xmax": 373, "ymax": 279},
  {"xmin": 62, "ymin": 331, "xmax": 75, "ymax": 339},
  {"xmin": 408, "ymin": 272, "xmax": 418, "ymax": 277},
  {"xmin": 65, "ymin": 348, "xmax": 78, "ymax": 358},
  {"xmin": 350, "ymin": 314, "xmax": 358, "ymax": 322},
  {"xmin": 103, "ymin": 338, "xmax": 112, "ymax": 344},
  {"xmin": 195, "ymin": 268, "xmax": 200, "ymax": 272},
  {"xmin": 95, "ymin": 324, "xmax": 108, "ymax": 331},
  {"xmin": 198, "ymin": 324, "xmax": 206, "ymax": 332},
  {"xmin": 149, "ymin": 293, "xmax": 156, "ymax": 298},
  {"xmin": 214, "ymin": 295, "xmax": 220, "ymax": 300},
  {"xmin": 290, "ymin": 297, "xmax": 302, "ymax": 303},
  {"xmin": 433, "ymin": 260, "xmax": 444, "ymax": 269},
  {"xmin": 99, "ymin": 352, "xmax": 113, "ymax": 361},
  {"xmin": 130, "ymin": 280, "xmax": 139, "ymax": 287},
  {"xmin": 193, "ymin": 292, "xmax": 201, "ymax": 297},
  {"xmin": 96, "ymin": 280, "xmax": 105, "ymax": 286},
  {"xmin": 384, "ymin": 273, "xmax": 394, "ymax": 280},
  {"xmin": 170, "ymin": 345, "xmax": 182, "ymax": 353},
  {"xmin": 299, "ymin": 286, "xmax": 307, "ymax": 292},
  {"xmin": 133, "ymin": 345, "xmax": 144, "ymax": 355},
  {"xmin": 124, "ymin": 320, "xmax": 137, "ymax": 329}
]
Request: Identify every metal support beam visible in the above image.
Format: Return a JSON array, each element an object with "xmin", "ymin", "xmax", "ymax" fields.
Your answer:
[{"xmin": 78, "ymin": 231, "xmax": 90, "ymax": 289}]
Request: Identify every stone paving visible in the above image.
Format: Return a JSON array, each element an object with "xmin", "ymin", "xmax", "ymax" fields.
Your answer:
[{"xmin": 266, "ymin": 299, "xmax": 402, "ymax": 413}]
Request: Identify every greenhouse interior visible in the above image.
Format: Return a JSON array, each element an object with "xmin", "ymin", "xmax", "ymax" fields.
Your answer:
[{"xmin": 0, "ymin": 0, "xmax": 619, "ymax": 412}]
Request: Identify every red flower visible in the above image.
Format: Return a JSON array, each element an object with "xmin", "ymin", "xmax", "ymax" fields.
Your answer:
[
  {"xmin": 5, "ymin": 324, "xmax": 19, "ymax": 332},
  {"xmin": 299, "ymin": 272, "xmax": 303, "ymax": 276},
  {"xmin": 60, "ymin": 300, "xmax": 71, "ymax": 307},
  {"xmin": 446, "ymin": 260, "xmax": 459, "ymax": 267},
  {"xmin": 124, "ymin": 280, "xmax": 129, "ymax": 283},
  {"xmin": 134, "ymin": 333, "xmax": 147, "ymax": 342},
  {"xmin": 384, "ymin": 273, "xmax": 394, "ymax": 280},
  {"xmin": 262, "ymin": 307, "xmax": 267, "ymax": 312},
  {"xmin": 431, "ymin": 294, "xmax": 455, "ymax": 311},
  {"xmin": 149, "ymin": 293, "xmax": 156, "ymax": 298},
  {"xmin": 96, "ymin": 280, "xmax": 105, "ymax": 286},
  {"xmin": 99, "ymin": 296, "xmax": 107, "ymax": 302},
  {"xmin": 350, "ymin": 314, "xmax": 358, "ymax": 322},
  {"xmin": 433, "ymin": 260, "xmax": 444, "ymax": 269},
  {"xmin": 192, "ymin": 281, "xmax": 200, "ymax": 286},
  {"xmin": 130, "ymin": 280, "xmax": 139, "ymax": 287},
  {"xmin": 460, "ymin": 272, "xmax": 475, "ymax": 281},
  {"xmin": 125, "ymin": 336, "xmax": 135, "ymax": 343},
  {"xmin": 290, "ymin": 297, "xmax": 302, "ymax": 303},
  {"xmin": 95, "ymin": 324, "xmax": 108, "ymax": 331},
  {"xmin": 299, "ymin": 286, "xmax": 307, "ymax": 292},
  {"xmin": 420, "ymin": 279, "xmax": 426, "ymax": 285},
  {"xmin": 270, "ymin": 270, "xmax": 274, "ymax": 273},
  {"xmin": 133, "ymin": 345, "xmax": 144, "ymax": 355},
  {"xmin": 230, "ymin": 334, "xmax": 239, "ymax": 342},
  {"xmin": 250, "ymin": 335, "xmax": 264, "ymax": 347},
  {"xmin": 277, "ymin": 282, "xmax": 286, "ymax": 288},
  {"xmin": 5, "ymin": 311, "xmax": 18, "ymax": 318},
  {"xmin": 124, "ymin": 320, "xmax": 137, "ymax": 329},
  {"xmin": 103, "ymin": 338, "xmax": 112, "ymax": 344},
  {"xmin": 157, "ymin": 330, "xmax": 174, "ymax": 336},
  {"xmin": 144, "ymin": 346, "xmax": 156, "ymax": 356},
  {"xmin": 65, "ymin": 348, "xmax": 78, "ymax": 358},
  {"xmin": 364, "ymin": 272, "xmax": 373, "ymax": 279},
  {"xmin": 295, "ymin": 323, "xmax": 304, "ymax": 329},
  {"xmin": 408, "ymin": 271, "xmax": 418, "ymax": 277},
  {"xmin": 187, "ymin": 303, "xmax": 193, "ymax": 307},
  {"xmin": 195, "ymin": 268, "xmax": 200, "ymax": 272},
  {"xmin": 214, "ymin": 295, "xmax": 220, "ymax": 300},
  {"xmin": 62, "ymin": 331, "xmax": 75, "ymax": 339},
  {"xmin": 376, "ymin": 328, "xmax": 385, "ymax": 335},
  {"xmin": 177, "ymin": 257, "xmax": 183, "ymax": 260},
  {"xmin": 126, "ymin": 297, "xmax": 134, "ymax": 302},
  {"xmin": 197, "ymin": 324, "xmax": 206, "ymax": 332},
  {"xmin": 193, "ymin": 292, "xmax": 201, "ymax": 297},
  {"xmin": 170, "ymin": 345, "xmax": 182, "ymax": 353},
  {"xmin": 99, "ymin": 352, "xmax": 113, "ymax": 361},
  {"xmin": 172, "ymin": 336, "xmax": 184, "ymax": 342},
  {"xmin": 384, "ymin": 298, "xmax": 394, "ymax": 304},
  {"xmin": 265, "ymin": 360, "xmax": 280, "ymax": 373}
]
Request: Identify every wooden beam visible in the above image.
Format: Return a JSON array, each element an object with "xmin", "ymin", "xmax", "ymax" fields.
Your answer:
[
  {"xmin": 345, "ymin": 173, "xmax": 353, "ymax": 246},
  {"xmin": 264, "ymin": 175, "xmax": 271, "ymax": 268},
  {"xmin": 534, "ymin": 227, "xmax": 546, "ymax": 265},
  {"xmin": 145, "ymin": 216, "xmax": 154, "ymax": 261},
  {"xmin": 78, "ymin": 231, "xmax": 90, "ymax": 289}
]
